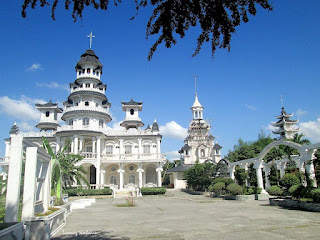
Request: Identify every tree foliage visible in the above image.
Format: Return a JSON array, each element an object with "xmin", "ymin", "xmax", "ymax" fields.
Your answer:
[
  {"xmin": 184, "ymin": 162, "xmax": 216, "ymax": 191},
  {"xmin": 21, "ymin": 0, "xmax": 273, "ymax": 60}
]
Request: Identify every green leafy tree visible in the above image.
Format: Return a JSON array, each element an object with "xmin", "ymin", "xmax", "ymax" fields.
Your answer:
[
  {"xmin": 234, "ymin": 166, "xmax": 248, "ymax": 186},
  {"xmin": 42, "ymin": 137, "xmax": 89, "ymax": 201},
  {"xmin": 161, "ymin": 160, "xmax": 175, "ymax": 186},
  {"xmin": 184, "ymin": 162, "xmax": 216, "ymax": 191},
  {"xmin": 21, "ymin": 0, "xmax": 273, "ymax": 60}
]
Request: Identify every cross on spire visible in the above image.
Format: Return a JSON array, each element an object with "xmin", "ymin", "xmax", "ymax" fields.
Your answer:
[
  {"xmin": 280, "ymin": 95, "xmax": 284, "ymax": 108},
  {"xmin": 87, "ymin": 31, "xmax": 95, "ymax": 49},
  {"xmin": 193, "ymin": 75, "xmax": 198, "ymax": 95}
]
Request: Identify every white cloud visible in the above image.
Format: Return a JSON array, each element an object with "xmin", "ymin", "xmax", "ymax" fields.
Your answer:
[
  {"xmin": 19, "ymin": 121, "xmax": 36, "ymax": 132},
  {"xmin": 27, "ymin": 63, "xmax": 42, "ymax": 72},
  {"xmin": 296, "ymin": 109, "xmax": 307, "ymax": 117},
  {"xmin": 165, "ymin": 150, "xmax": 181, "ymax": 160},
  {"xmin": 300, "ymin": 118, "xmax": 320, "ymax": 142},
  {"xmin": 36, "ymin": 82, "xmax": 69, "ymax": 91},
  {"xmin": 0, "ymin": 96, "xmax": 42, "ymax": 121},
  {"xmin": 245, "ymin": 104, "xmax": 256, "ymax": 111},
  {"xmin": 106, "ymin": 121, "xmax": 123, "ymax": 131},
  {"xmin": 159, "ymin": 121, "xmax": 188, "ymax": 140}
]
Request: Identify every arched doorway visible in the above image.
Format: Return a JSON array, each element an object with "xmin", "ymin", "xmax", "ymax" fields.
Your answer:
[
  {"xmin": 90, "ymin": 165, "xmax": 96, "ymax": 184},
  {"xmin": 146, "ymin": 166, "xmax": 157, "ymax": 185}
]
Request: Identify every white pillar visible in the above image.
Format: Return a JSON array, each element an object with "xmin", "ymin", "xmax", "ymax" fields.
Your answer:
[
  {"xmin": 228, "ymin": 165, "xmax": 235, "ymax": 180},
  {"xmin": 21, "ymin": 147, "xmax": 38, "ymax": 221},
  {"xmin": 5, "ymin": 135, "xmax": 23, "ymax": 222},
  {"xmin": 156, "ymin": 167, "xmax": 163, "ymax": 187},
  {"xmin": 118, "ymin": 164, "xmax": 124, "ymax": 190},
  {"xmin": 302, "ymin": 149, "xmax": 318, "ymax": 187},
  {"xmin": 92, "ymin": 137, "xmax": 96, "ymax": 155},
  {"xmin": 119, "ymin": 139, "xmax": 124, "ymax": 155},
  {"xmin": 138, "ymin": 138, "xmax": 142, "ymax": 159},
  {"xmin": 296, "ymin": 159, "xmax": 305, "ymax": 173},
  {"xmin": 96, "ymin": 136, "xmax": 101, "ymax": 188},
  {"xmin": 255, "ymin": 163, "xmax": 266, "ymax": 194},
  {"xmin": 263, "ymin": 165, "xmax": 271, "ymax": 189},
  {"xmin": 156, "ymin": 138, "xmax": 161, "ymax": 158},
  {"xmin": 74, "ymin": 135, "xmax": 79, "ymax": 154},
  {"xmin": 70, "ymin": 140, "xmax": 74, "ymax": 154},
  {"xmin": 101, "ymin": 170, "xmax": 105, "ymax": 186},
  {"xmin": 137, "ymin": 167, "xmax": 144, "ymax": 188},
  {"xmin": 277, "ymin": 162, "xmax": 286, "ymax": 178},
  {"xmin": 79, "ymin": 137, "xmax": 83, "ymax": 152}
]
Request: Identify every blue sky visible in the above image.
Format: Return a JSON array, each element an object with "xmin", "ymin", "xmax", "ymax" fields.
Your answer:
[{"xmin": 1, "ymin": 1, "xmax": 320, "ymax": 161}]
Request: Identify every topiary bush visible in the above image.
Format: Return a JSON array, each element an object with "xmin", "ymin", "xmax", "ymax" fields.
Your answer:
[
  {"xmin": 288, "ymin": 184, "xmax": 304, "ymax": 199},
  {"xmin": 226, "ymin": 183, "xmax": 243, "ymax": 196},
  {"xmin": 310, "ymin": 188, "xmax": 320, "ymax": 203},
  {"xmin": 267, "ymin": 185, "xmax": 283, "ymax": 196},
  {"xmin": 210, "ymin": 182, "xmax": 226, "ymax": 195},
  {"xmin": 280, "ymin": 173, "xmax": 300, "ymax": 189},
  {"xmin": 141, "ymin": 187, "xmax": 166, "ymax": 195},
  {"xmin": 212, "ymin": 177, "xmax": 234, "ymax": 186}
]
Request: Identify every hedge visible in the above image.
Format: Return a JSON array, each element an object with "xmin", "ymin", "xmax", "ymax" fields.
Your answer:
[
  {"xmin": 208, "ymin": 182, "xmax": 226, "ymax": 194},
  {"xmin": 141, "ymin": 187, "xmax": 166, "ymax": 195},
  {"xmin": 246, "ymin": 187, "xmax": 262, "ymax": 195},
  {"xmin": 226, "ymin": 183, "xmax": 243, "ymax": 196},
  {"xmin": 63, "ymin": 187, "xmax": 113, "ymax": 196},
  {"xmin": 279, "ymin": 173, "xmax": 300, "ymax": 189},
  {"xmin": 288, "ymin": 184, "xmax": 304, "ymax": 198},
  {"xmin": 267, "ymin": 185, "xmax": 283, "ymax": 196},
  {"xmin": 310, "ymin": 188, "xmax": 320, "ymax": 203}
]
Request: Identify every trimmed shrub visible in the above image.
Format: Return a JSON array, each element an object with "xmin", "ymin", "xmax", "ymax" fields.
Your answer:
[
  {"xmin": 212, "ymin": 177, "xmax": 234, "ymax": 186},
  {"xmin": 288, "ymin": 184, "xmax": 304, "ymax": 199},
  {"xmin": 267, "ymin": 185, "xmax": 283, "ymax": 196},
  {"xmin": 63, "ymin": 187, "xmax": 112, "ymax": 196},
  {"xmin": 279, "ymin": 173, "xmax": 300, "ymax": 189},
  {"xmin": 310, "ymin": 188, "xmax": 320, "ymax": 203},
  {"xmin": 246, "ymin": 187, "xmax": 254, "ymax": 195},
  {"xmin": 226, "ymin": 183, "xmax": 243, "ymax": 196},
  {"xmin": 141, "ymin": 187, "xmax": 166, "ymax": 195},
  {"xmin": 209, "ymin": 182, "xmax": 226, "ymax": 194}
]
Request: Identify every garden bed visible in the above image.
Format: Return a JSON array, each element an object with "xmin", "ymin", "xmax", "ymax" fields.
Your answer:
[
  {"xmin": 0, "ymin": 222, "xmax": 24, "ymax": 240},
  {"xmin": 269, "ymin": 198, "xmax": 320, "ymax": 212},
  {"xmin": 25, "ymin": 208, "xmax": 67, "ymax": 240}
]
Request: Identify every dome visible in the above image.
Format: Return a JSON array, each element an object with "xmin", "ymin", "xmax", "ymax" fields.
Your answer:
[{"xmin": 75, "ymin": 49, "xmax": 103, "ymax": 70}]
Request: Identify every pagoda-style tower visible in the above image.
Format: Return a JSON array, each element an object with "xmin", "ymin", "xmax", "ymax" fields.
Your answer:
[
  {"xmin": 271, "ymin": 106, "xmax": 300, "ymax": 140},
  {"xmin": 120, "ymin": 99, "xmax": 144, "ymax": 130},
  {"xmin": 61, "ymin": 49, "xmax": 112, "ymax": 128},
  {"xmin": 35, "ymin": 100, "xmax": 63, "ymax": 131}
]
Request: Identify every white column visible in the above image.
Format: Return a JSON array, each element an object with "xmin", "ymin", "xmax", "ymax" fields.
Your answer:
[
  {"xmin": 296, "ymin": 159, "xmax": 305, "ymax": 173},
  {"xmin": 92, "ymin": 137, "xmax": 96, "ymax": 155},
  {"xmin": 119, "ymin": 139, "xmax": 124, "ymax": 155},
  {"xmin": 263, "ymin": 165, "xmax": 271, "ymax": 190},
  {"xmin": 138, "ymin": 138, "xmax": 142, "ymax": 159},
  {"xmin": 21, "ymin": 147, "xmax": 38, "ymax": 221},
  {"xmin": 228, "ymin": 165, "xmax": 235, "ymax": 180},
  {"xmin": 5, "ymin": 135, "xmax": 23, "ymax": 222},
  {"xmin": 96, "ymin": 136, "xmax": 101, "ymax": 188},
  {"xmin": 255, "ymin": 163, "xmax": 266, "ymax": 194},
  {"xmin": 117, "ymin": 164, "xmax": 125, "ymax": 190},
  {"xmin": 56, "ymin": 136, "xmax": 60, "ymax": 153},
  {"xmin": 4, "ymin": 140, "xmax": 10, "ymax": 160},
  {"xmin": 137, "ymin": 167, "xmax": 144, "ymax": 188},
  {"xmin": 74, "ymin": 135, "xmax": 79, "ymax": 154},
  {"xmin": 70, "ymin": 139, "xmax": 74, "ymax": 154},
  {"xmin": 302, "ymin": 149, "xmax": 317, "ymax": 187},
  {"xmin": 156, "ymin": 167, "xmax": 163, "ymax": 187},
  {"xmin": 156, "ymin": 138, "xmax": 161, "ymax": 158},
  {"xmin": 277, "ymin": 162, "xmax": 286, "ymax": 178},
  {"xmin": 79, "ymin": 137, "xmax": 83, "ymax": 152},
  {"xmin": 101, "ymin": 170, "xmax": 105, "ymax": 186}
]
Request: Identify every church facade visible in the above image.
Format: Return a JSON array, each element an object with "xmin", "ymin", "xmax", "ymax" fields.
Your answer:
[
  {"xmin": 168, "ymin": 93, "xmax": 222, "ymax": 189},
  {"xmin": 4, "ymin": 48, "xmax": 166, "ymax": 191}
]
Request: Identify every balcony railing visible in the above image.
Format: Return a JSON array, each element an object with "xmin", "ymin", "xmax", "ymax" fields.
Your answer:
[
  {"xmin": 64, "ymin": 106, "xmax": 109, "ymax": 114},
  {"xmin": 101, "ymin": 153, "xmax": 166, "ymax": 162}
]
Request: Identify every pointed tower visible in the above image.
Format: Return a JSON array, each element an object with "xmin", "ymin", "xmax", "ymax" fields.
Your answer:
[
  {"xmin": 191, "ymin": 93, "xmax": 204, "ymax": 120},
  {"xmin": 120, "ymin": 99, "xmax": 144, "ymax": 130},
  {"xmin": 35, "ymin": 100, "xmax": 63, "ymax": 131},
  {"xmin": 271, "ymin": 106, "xmax": 300, "ymax": 140}
]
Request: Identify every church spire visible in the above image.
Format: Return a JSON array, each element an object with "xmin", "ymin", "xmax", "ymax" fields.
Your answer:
[{"xmin": 191, "ymin": 76, "xmax": 203, "ymax": 119}]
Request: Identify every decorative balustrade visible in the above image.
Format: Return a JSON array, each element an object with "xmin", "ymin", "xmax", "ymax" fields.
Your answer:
[
  {"xmin": 64, "ymin": 105, "xmax": 109, "ymax": 114},
  {"xmin": 21, "ymin": 131, "xmax": 56, "ymax": 138},
  {"xmin": 101, "ymin": 153, "xmax": 166, "ymax": 162},
  {"xmin": 70, "ymin": 87, "xmax": 104, "ymax": 94},
  {"xmin": 80, "ymin": 152, "xmax": 98, "ymax": 159}
]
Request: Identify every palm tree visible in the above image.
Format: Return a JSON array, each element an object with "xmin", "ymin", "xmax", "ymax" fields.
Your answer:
[{"xmin": 42, "ymin": 137, "xmax": 89, "ymax": 201}]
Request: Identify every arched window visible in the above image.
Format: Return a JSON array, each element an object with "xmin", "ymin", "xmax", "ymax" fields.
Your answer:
[
  {"xmin": 79, "ymin": 71, "xmax": 81, "ymax": 75},
  {"xmin": 186, "ymin": 150, "xmax": 189, "ymax": 156},
  {"xmin": 201, "ymin": 149, "xmax": 205, "ymax": 157},
  {"xmin": 83, "ymin": 118, "xmax": 89, "ymax": 126},
  {"xmin": 82, "ymin": 69, "xmax": 85, "ymax": 73},
  {"xmin": 129, "ymin": 175, "xmax": 135, "ymax": 184},
  {"xmin": 96, "ymin": 72, "xmax": 99, "ymax": 76},
  {"xmin": 45, "ymin": 111, "xmax": 50, "ymax": 117},
  {"xmin": 216, "ymin": 149, "xmax": 219, "ymax": 155},
  {"xmin": 85, "ymin": 101, "xmax": 89, "ymax": 106},
  {"xmin": 110, "ymin": 176, "xmax": 117, "ymax": 185},
  {"xmin": 87, "ymin": 68, "xmax": 91, "ymax": 73},
  {"xmin": 93, "ymin": 70, "xmax": 95, "ymax": 75},
  {"xmin": 130, "ymin": 109, "xmax": 134, "ymax": 115},
  {"xmin": 99, "ymin": 119, "xmax": 103, "ymax": 128},
  {"xmin": 69, "ymin": 119, "xmax": 73, "ymax": 126}
]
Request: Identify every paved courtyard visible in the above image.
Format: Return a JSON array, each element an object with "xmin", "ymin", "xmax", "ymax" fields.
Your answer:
[{"xmin": 53, "ymin": 190, "xmax": 320, "ymax": 240}]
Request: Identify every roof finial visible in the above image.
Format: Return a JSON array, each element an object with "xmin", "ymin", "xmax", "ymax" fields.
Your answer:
[
  {"xmin": 280, "ymin": 95, "xmax": 284, "ymax": 108},
  {"xmin": 87, "ymin": 31, "xmax": 95, "ymax": 49}
]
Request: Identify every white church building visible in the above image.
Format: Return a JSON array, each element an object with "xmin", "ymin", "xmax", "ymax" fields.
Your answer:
[
  {"xmin": 3, "ymin": 45, "xmax": 166, "ymax": 191},
  {"xmin": 168, "ymin": 92, "xmax": 222, "ymax": 188}
]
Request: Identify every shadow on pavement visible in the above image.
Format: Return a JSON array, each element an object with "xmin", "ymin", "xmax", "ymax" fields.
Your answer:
[{"xmin": 52, "ymin": 230, "xmax": 130, "ymax": 240}]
